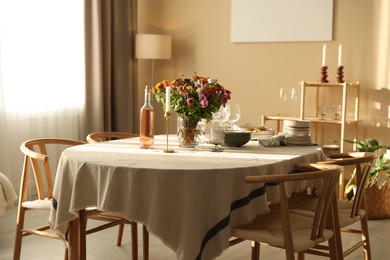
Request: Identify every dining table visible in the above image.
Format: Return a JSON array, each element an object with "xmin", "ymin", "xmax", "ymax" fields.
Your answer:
[{"xmin": 49, "ymin": 134, "xmax": 326, "ymax": 260}]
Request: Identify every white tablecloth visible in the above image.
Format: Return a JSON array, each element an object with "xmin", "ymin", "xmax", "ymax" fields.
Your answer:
[{"xmin": 49, "ymin": 135, "xmax": 325, "ymax": 260}]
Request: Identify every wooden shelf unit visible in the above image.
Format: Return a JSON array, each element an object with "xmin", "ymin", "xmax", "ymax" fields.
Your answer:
[
  {"xmin": 262, "ymin": 81, "xmax": 360, "ymax": 199},
  {"xmin": 262, "ymin": 81, "xmax": 360, "ymax": 153}
]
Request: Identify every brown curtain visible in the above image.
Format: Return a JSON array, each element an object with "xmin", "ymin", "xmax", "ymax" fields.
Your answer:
[{"xmin": 84, "ymin": 0, "xmax": 138, "ymax": 135}]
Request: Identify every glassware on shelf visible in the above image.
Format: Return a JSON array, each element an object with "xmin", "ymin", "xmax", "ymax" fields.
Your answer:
[
  {"xmin": 332, "ymin": 104, "xmax": 342, "ymax": 120},
  {"xmin": 318, "ymin": 105, "xmax": 328, "ymax": 120}
]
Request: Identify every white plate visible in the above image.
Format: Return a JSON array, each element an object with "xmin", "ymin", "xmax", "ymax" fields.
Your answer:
[{"xmin": 283, "ymin": 120, "xmax": 311, "ymax": 128}]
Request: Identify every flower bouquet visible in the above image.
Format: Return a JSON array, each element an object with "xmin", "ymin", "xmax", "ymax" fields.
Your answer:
[{"xmin": 153, "ymin": 74, "xmax": 231, "ymax": 147}]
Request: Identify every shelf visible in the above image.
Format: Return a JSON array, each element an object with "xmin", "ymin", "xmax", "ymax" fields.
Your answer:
[{"xmin": 263, "ymin": 116, "xmax": 360, "ymax": 125}]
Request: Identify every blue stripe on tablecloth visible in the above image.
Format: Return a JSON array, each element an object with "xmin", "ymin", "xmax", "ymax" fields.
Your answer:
[
  {"xmin": 195, "ymin": 184, "xmax": 268, "ymax": 260},
  {"xmin": 52, "ymin": 197, "xmax": 58, "ymax": 210}
]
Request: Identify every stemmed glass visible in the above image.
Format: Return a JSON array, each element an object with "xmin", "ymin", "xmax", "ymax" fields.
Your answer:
[
  {"xmin": 291, "ymin": 88, "xmax": 299, "ymax": 117},
  {"xmin": 280, "ymin": 88, "xmax": 287, "ymax": 102},
  {"xmin": 210, "ymin": 121, "xmax": 225, "ymax": 152},
  {"xmin": 212, "ymin": 104, "xmax": 231, "ymax": 124},
  {"xmin": 333, "ymin": 104, "xmax": 342, "ymax": 120},
  {"xmin": 319, "ymin": 105, "xmax": 328, "ymax": 120},
  {"xmin": 227, "ymin": 104, "xmax": 241, "ymax": 129}
]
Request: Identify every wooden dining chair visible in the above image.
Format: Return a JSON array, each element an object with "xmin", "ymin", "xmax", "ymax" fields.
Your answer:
[
  {"xmin": 13, "ymin": 138, "xmax": 137, "ymax": 260},
  {"xmin": 86, "ymin": 131, "xmax": 138, "ymax": 143},
  {"xmin": 232, "ymin": 164, "xmax": 341, "ymax": 260},
  {"xmin": 86, "ymin": 131, "xmax": 149, "ymax": 260},
  {"xmin": 13, "ymin": 138, "xmax": 85, "ymax": 260},
  {"xmin": 290, "ymin": 152, "xmax": 376, "ymax": 260}
]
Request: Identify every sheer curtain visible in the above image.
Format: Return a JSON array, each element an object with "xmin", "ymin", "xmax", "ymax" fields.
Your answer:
[{"xmin": 0, "ymin": 1, "xmax": 85, "ymax": 192}]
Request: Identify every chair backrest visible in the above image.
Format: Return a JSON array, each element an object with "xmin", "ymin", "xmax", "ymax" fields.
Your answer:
[
  {"xmin": 245, "ymin": 164, "xmax": 341, "ymax": 246},
  {"xmin": 86, "ymin": 131, "xmax": 138, "ymax": 143},
  {"xmin": 322, "ymin": 152, "xmax": 376, "ymax": 217},
  {"xmin": 19, "ymin": 138, "xmax": 85, "ymax": 202}
]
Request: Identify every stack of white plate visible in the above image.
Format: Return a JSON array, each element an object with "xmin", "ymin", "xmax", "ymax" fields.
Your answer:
[{"xmin": 283, "ymin": 120, "xmax": 312, "ymax": 145}]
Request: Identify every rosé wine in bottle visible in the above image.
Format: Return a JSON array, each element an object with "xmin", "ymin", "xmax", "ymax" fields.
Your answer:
[{"xmin": 140, "ymin": 86, "xmax": 154, "ymax": 148}]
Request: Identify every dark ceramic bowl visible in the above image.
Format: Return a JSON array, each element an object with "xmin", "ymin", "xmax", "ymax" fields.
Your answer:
[{"xmin": 224, "ymin": 131, "xmax": 251, "ymax": 147}]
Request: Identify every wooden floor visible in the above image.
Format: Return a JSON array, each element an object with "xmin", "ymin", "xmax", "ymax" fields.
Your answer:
[{"xmin": 1, "ymin": 206, "xmax": 390, "ymax": 259}]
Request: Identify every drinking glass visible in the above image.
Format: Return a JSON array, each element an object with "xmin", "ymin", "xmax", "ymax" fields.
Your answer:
[
  {"xmin": 333, "ymin": 104, "xmax": 342, "ymax": 120},
  {"xmin": 291, "ymin": 88, "xmax": 299, "ymax": 116},
  {"xmin": 212, "ymin": 104, "xmax": 230, "ymax": 123},
  {"xmin": 210, "ymin": 121, "xmax": 225, "ymax": 152},
  {"xmin": 319, "ymin": 105, "xmax": 328, "ymax": 120},
  {"xmin": 279, "ymin": 88, "xmax": 287, "ymax": 102},
  {"xmin": 227, "ymin": 104, "xmax": 241, "ymax": 129}
]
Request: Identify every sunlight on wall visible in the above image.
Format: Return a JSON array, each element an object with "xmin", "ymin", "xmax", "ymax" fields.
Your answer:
[
  {"xmin": 374, "ymin": 0, "xmax": 390, "ymax": 88},
  {"xmin": 0, "ymin": 1, "xmax": 85, "ymax": 112}
]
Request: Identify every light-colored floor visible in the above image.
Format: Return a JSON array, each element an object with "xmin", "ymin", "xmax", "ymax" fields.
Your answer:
[{"xmin": 1, "ymin": 206, "xmax": 389, "ymax": 259}]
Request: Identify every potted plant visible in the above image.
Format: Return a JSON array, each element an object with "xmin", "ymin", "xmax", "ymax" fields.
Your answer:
[{"xmin": 344, "ymin": 138, "xmax": 390, "ymax": 219}]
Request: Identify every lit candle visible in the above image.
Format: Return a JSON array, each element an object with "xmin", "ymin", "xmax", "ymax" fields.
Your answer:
[
  {"xmin": 165, "ymin": 86, "xmax": 171, "ymax": 112},
  {"xmin": 338, "ymin": 44, "xmax": 343, "ymax": 67},
  {"xmin": 322, "ymin": 44, "xmax": 327, "ymax": 67}
]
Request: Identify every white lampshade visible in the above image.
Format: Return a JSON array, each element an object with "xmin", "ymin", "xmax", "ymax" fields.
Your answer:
[{"xmin": 135, "ymin": 34, "xmax": 172, "ymax": 60}]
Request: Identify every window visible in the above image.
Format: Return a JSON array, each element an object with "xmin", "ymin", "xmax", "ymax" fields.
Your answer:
[{"xmin": 0, "ymin": 0, "xmax": 85, "ymax": 112}]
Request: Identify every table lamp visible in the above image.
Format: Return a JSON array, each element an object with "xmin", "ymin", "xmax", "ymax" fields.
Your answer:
[{"xmin": 135, "ymin": 34, "xmax": 172, "ymax": 88}]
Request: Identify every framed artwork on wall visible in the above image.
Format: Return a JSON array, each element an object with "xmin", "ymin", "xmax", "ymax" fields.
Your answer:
[{"xmin": 231, "ymin": 0, "xmax": 334, "ymax": 43}]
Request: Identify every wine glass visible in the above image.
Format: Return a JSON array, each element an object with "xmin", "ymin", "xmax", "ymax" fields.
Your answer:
[
  {"xmin": 279, "ymin": 88, "xmax": 287, "ymax": 102},
  {"xmin": 333, "ymin": 104, "xmax": 342, "ymax": 120},
  {"xmin": 227, "ymin": 104, "xmax": 241, "ymax": 129},
  {"xmin": 319, "ymin": 105, "xmax": 328, "ymax": 120},
  {"xmin": 210, "ymin": 121, "xmax": 225, "ymax": 152},
  {"xmin": 212, "ymin": 104, "xmax": 231, "ymax": 123},
  {"xmin": 291, "ymin": 88, "xmax": 299, "ymax": 117}
]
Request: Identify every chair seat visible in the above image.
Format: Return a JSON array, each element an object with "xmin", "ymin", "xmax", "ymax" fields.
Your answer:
[
  {"xmin": 338, "ymin": 200, "xmax": 365, "ymax": 226},
  {"xmin": 233, "ymin": 209, "xmax": 334, "ymax": 253},
  {"xmin": 284, "ymin": 192, "xmax": 366, "ymax": 227},
  {"xmin": 22, "ymin": 199, "xmax": 52, "ymax": 210}
]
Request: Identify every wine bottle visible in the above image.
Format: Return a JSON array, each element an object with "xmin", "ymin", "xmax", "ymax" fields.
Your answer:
[{"xmin": 140, "ymin": 86, "xmax": 154, "ymax": 148}]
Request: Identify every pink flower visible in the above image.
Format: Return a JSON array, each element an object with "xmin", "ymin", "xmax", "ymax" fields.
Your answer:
[
  {"xmin": 186, "ymin": 97, "xmax": 195, "ymax": 105},
  {"xmin": 201, "ymin": 98, "xmax": 209, "ymax": 108}
]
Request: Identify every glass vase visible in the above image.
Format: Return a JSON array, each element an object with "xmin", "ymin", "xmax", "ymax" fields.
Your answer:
[{"xmin": 177, "ymin": 116, "xmax": 203, "ymax": 148}]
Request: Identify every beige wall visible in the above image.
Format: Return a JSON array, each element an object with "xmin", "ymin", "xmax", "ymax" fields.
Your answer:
[{"xmin": 136, "ymin": 0, "xmax": 390, "ymax": 148}]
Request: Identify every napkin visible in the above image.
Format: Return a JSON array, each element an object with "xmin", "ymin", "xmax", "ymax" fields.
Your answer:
[{"xmin": 258, "ymin": 135, "xmax": 287, "ymax": 147}]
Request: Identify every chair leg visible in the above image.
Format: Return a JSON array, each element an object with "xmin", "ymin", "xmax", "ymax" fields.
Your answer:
[
  {"xmin": 329, "ymin": 195, "xmax": 343, "ymax": 260},
  {"xmin": 297, "ymin": 252, "xmax": 305, "ymax": 260},
  {"xmin": 143, "ymin": 225, "xmax": 149, "ymax": 260},
  {"xmin": 78, "ymin": 210, "xmax": 87, "ymax": 260},
  {"xmin": 251, "ymin": 241, "xmax": 260, "ymax": 260},
  {"xmin": 13, "ymin": 207, "xmax": 25, "ymax": 260},
  {"xmin": 116, "ymin": 223, "xmax": 125, "ymax": 246},
  {"xmin": 64, "ymin": 248, "xmax": 68, "ymax": 260},
  {"xmin": 361, "ymin": 215, "xmax": 372, "ymax": 260},
  {"xmin": 130, "ymin": 222, "xmax": 138, "ymax": 260}
]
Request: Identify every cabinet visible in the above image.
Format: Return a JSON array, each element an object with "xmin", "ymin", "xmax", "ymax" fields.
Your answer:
[{"xmin": 262, "ymin": 81, "xmax": 360, "ymax": 153}]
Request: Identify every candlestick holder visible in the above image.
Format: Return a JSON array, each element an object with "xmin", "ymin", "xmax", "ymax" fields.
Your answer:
[
  {"xmin": 320, "ymin": 66, "xmax": 329, "ymax": 83},
  {"xmin": 336, "ymin": 66, "xmax": 345, "ymax": 83},
  {"xmin": 163, "ymin": 111, "xmax": 174, "ymax": 153}
]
